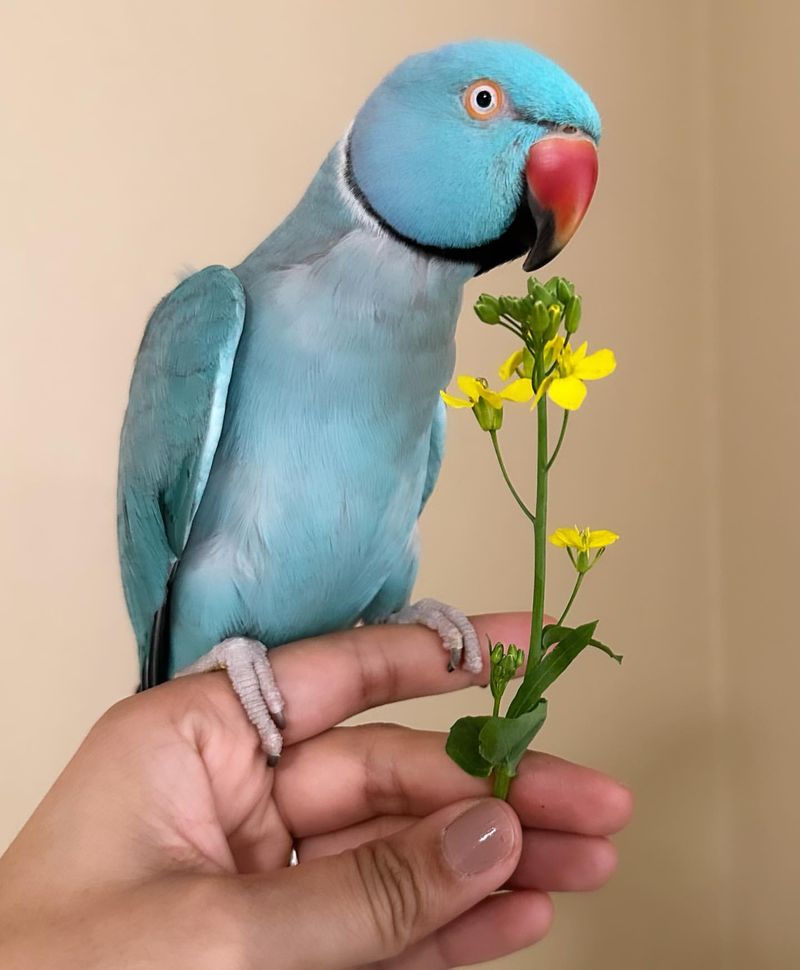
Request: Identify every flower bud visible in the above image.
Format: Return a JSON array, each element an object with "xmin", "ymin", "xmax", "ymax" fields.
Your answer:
[
  {"xmin": 544, "ymin": 276, "xmax": 561, "ymax": 300},
  {"xmin": 517, "ymin": 296, "xmax": 536, "ymax": 328},
  {"xmin": 565, "ymin": 295, "xmax": 582, "ymax": 334},
  {"xmin": 530, "ymin": 282, "xmax": 551, "ymax": 306},
  {"xmin": 474, "ymin": 294, "xmax": 501, "ymax": 325},
  {"xmin": 490, "ymin": 642, "xmax": 504, "ymax": 665},
  {"xmin": 557, "ymin": 278, "xmax": 575, "ymax": 303},
  {"xmin": 498, "ymin": 296, "xmax": 522, "ymax": 321},
  {"xmin": 530, "ymin": 300, "xmax": 550, "ymax": 334},
  {"xmin": 545, "ymin": 304, "xmax": 562, "ymax": 341}
]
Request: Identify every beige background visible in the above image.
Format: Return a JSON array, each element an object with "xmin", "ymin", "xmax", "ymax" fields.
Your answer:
[{"xmin": 2, "ymin": 1, "xmax": 798, "ymax": 967}]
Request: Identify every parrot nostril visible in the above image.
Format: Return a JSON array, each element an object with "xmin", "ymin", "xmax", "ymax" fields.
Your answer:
[{"xmin": 561, "ymin": 124, "xmax": 579, "ymax": 135}]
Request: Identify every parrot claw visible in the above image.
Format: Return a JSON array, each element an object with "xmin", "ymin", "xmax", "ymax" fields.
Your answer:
[
  {"xmin": 385, "ymin": 598, "xmax": 482, "ymax": 674},
  {"xmin": 176, "ymin": 637, "xmax": 285, "ymax": 762}
]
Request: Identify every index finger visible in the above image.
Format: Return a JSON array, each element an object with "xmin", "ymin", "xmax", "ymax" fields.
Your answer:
[{"xmin": 270, "ymin": 611, "xmax": 533, "ymax": 743}]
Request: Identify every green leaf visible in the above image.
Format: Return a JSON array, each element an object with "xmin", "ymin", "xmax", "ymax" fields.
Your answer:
[
  {"xmin": 478, "ymin": 701, "xmax": 548, "ymax": 774},
  {"xmin": 541, "ymin": 624, "xmax": 571, "ymax": 649},
  {"xmin": 590, "ymin": 637, "xmax": 623, "ymax": 663},
  {"xmin": 446, "ymin": 716, "xmax": 493, "ymax": 777},
  {"xmin": 544, "ymin": 624, "xmax": 622, "ymax": 663},
  {"xmin": 506, "ymin": 621, "xmax": 599, "ymax": 718}
]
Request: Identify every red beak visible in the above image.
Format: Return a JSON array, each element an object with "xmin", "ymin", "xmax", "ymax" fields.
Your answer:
[{"xmin": 522, "ymin": 135, "xmax": 598, "ymax": 271}]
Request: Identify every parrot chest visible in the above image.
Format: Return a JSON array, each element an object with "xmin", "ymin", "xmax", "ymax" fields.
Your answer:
[{"xmin": 172, "ymin": 233, "xmax": 468, "ymax": 653}]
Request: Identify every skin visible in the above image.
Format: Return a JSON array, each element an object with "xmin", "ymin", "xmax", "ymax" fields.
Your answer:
[{"xmin": 0, "ymin": 612, "xmax": 632, "ymax": 969}]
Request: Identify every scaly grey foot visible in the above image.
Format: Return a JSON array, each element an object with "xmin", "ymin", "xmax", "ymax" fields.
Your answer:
[
  {"xmin": 385, "ymin": 598, "xmax": 483, "ymax": 674},
  {"xmin": 176, "ymin": 637, "xmax": 285, "ymax": 765}
]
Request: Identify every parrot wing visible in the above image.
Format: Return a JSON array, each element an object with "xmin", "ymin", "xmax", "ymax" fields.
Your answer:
[
  {"xmin": 419, "ymin": 396, "xmax": 446, "ymax": 514},
  {"xmin": 117, "ymin": 265, "xmax": 246, "ymax": 679}
]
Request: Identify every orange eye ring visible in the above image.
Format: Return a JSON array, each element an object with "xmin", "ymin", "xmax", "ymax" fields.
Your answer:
[{"xmin": 463, "ymin": 79, "xmax": 505, "ymax": 121}]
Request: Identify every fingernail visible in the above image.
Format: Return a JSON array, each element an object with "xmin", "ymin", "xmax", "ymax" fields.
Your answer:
[{"xmin": 442, "ymin": 800, "xmax": 516, "ymax": 875}]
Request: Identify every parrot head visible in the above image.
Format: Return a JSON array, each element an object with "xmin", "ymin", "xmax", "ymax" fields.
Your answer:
[{"xmin": 347, "ymin": 40, "xmax": 600, "ymax": 275}]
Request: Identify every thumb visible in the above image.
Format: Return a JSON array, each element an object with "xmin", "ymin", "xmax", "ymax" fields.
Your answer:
[{"xmin": 244, "ymin": 798, "xmax": 522, "ymax": 969}]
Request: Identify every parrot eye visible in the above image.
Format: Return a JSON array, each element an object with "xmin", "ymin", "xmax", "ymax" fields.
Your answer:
[{"xmin": 464, "ymin": 79, "xmax": 504, "ymax": 120}]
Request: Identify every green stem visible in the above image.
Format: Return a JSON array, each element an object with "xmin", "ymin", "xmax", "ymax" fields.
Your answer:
[
  {"xmin": 492, "ymin": 694, "xmax": 501, "ymax": 718},
  {"xmin": 492, "ymin": 766, "xmax": 512, "ymax": 800},
  {"xmin": 556, "ymin": 571, "xmax": 585, "ymax": 627},
  {"xmin": 546, "ymin": 410, "xmax": 569, "ymax": 470},
  {"xmin": 489, "ymin": 431, "xmax": 536, "ymax": 525},
  {"xmin": 528, "ymin": 355, "xmax": 549, "ymax": 666},
  {"xmin": 498, "ymin": 315, "xmax": 524, "ymax": 338}
]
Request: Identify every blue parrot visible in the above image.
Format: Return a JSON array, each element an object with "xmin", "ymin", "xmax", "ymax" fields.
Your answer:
[{"xmin": 118, "ymin": 39, "xmax": 600, "ymax": 760}]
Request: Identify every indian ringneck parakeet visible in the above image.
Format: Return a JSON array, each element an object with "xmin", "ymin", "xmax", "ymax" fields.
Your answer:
[{"xmin": 118, "ymin": 40, "xmax": 600, "ymax": 761}]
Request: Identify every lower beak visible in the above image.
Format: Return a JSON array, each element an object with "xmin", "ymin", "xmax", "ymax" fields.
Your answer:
[{"xmin": 523, "ymin": 135, "xmax": 598, "ymax": 272}]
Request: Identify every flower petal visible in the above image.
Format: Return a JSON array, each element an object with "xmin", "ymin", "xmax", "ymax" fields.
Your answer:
[
  {"xmin": 498, "ymin": 349, "xmax": 525, "ymax": 381},
  {"xmin": 587, "ymin": 529, "xmax": 620, "ymax": 548},
  {"xmin": 532, "ymin": 375, "xmax": 553, "ymax": 408},
  {"xmin": 543, "ymin": 335, "xmax": 564, "ymax": 368},
  {"xmin": 457, "ymin": 375, "xmax": 484, "ymax": 402},
  {"xmin": 439, "ymin": 390, "xmax": 473, "ymax": 409},
  {"xmin": 480, "ymin": 388, "xmax": 504, "ymax": 409},
  {"xmin": 499, "ymin": 378, "xmax": 534, "ymax": 403},
  {"xmin": 549, "ymin": 526, "xmax": 584, "ymax": 548},
  {"xmin": 544, "ymin": 335, "xmax": 564, "ymax": 356},
  {"xmin": 574, "ymin": 348, "xmax": 616, "ymax": 380},
  {"xmin": 571, "ymin": 341, "xmax": 589, "ymax": 364},
  {"xmin": 548, "ymin": 375, "xmax": 587, "ymax": 410}
]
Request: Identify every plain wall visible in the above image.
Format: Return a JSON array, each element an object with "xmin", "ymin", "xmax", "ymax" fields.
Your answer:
[{"xmin": 1, "ymin": 2, "xmax": 797, "ymax": 967}]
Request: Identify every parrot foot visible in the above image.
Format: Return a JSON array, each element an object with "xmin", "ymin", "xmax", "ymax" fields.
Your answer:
[
  {"xmin": 384, "ymin": 598, "xmax": 482, "ymax": 674},
  {"xmin": 176, "ymin": 637, "xmax": 285, "ymax": 765}
]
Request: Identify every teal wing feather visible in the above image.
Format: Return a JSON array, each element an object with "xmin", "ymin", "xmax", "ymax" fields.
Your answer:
[
  {"xmin": 117, "ymin": 265, "xmax": 246, "ymax": 663},
  {"xmin": 420, "ymin": 396, "xmax": 446, "ymax": 514}
]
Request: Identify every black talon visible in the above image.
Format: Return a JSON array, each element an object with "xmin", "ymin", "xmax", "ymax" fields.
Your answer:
[
  {"xmin": 267, "ymin": 753, "xmax": 280, "ymax": 768},
  {"xmin": 273, "ymin": 711, "xmax": 286, "ymax": 730}
]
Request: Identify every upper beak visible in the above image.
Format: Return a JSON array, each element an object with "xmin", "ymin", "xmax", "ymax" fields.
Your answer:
[{"xmin": 523, "ymin": 135, "xmax": 598, "ymax": 272}]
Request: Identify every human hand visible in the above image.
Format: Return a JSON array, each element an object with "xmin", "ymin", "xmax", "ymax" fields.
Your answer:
[{"xmin": 0, "ymin": 613, "xmax": 632, "ymax": 969}]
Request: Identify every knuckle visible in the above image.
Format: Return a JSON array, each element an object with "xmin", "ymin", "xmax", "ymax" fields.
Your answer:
[
  {"xmin": 352, "ymin": 840, "xmax": 425, "ymax": 954},
  {"xmin": 354, "ymin": 637, "xmax": 399, "ymax": 708},
  {"xmin": 359, "ymin": 725, "xmax": 412, "ymax": 818}
]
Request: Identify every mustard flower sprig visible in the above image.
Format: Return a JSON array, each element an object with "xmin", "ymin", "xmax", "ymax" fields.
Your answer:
[{"xmin": 444, "ymin": 275, "xmax": 622, "ymax": 801}]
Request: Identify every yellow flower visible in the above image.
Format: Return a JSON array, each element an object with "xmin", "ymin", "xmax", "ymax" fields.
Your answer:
[
  {"xmin": 440, "ymin": 374, "xmax": 532, "ymax": 410},
  {"xmin": 441, "ymin": 374, "xmax": 533, "ymax": 431},
  {"xmin": 535, "ymin": 338, "xmax": 616, "ymax": 411},
  {"xmin": 549, "ymin": 526, "xmax": 620, "ymax": 551},
  {"xmin": 550, "ymin": 525, "xmax": 619, "ymax": 573},
  {"xmin": 498, "ymin": 347, "xmax": 535, "ymax": 382}
]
